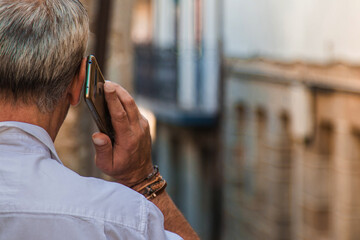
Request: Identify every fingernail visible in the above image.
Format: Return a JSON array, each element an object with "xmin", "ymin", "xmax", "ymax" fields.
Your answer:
[
  {"xmin": 104, "ymin": 82, "xmax": 115, "ymax": 92},
  {"xmin": 92, "ymin": 137, "xmax": 107, "ymax": 146}
]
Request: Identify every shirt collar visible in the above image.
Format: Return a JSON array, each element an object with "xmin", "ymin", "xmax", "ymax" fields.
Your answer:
[{"xmin": 0, "ymin": 121, "xmax": 63, "ymax": 165}]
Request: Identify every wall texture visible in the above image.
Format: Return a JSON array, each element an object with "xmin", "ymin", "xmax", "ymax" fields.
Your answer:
[{"xmin": 224, "ymin": 0, "xmax": 360, "ymax": 64}]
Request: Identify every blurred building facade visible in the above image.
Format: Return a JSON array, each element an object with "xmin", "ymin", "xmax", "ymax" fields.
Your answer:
[
  {"xmin": 132, "ymin": 0, "xmax": 222, "ymax": 239},
  {"xmin": 133, "ymin": 0, "xmax": 360, "ymax": 240},
  {"xmin": 222, "ymin": 1, "xmax": 360, "ymax": 240},
  {"xmin": 55, "ymin": 0, "xmax": 360, "ymax": 240}
]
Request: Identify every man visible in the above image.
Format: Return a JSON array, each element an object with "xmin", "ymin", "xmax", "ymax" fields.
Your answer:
[{"xmin": 0, "ymin": 0, "xmax": 199, "ymax": 239}]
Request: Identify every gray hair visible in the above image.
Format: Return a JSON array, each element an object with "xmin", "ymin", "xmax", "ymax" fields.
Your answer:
[{"xmin": 0, "ymin": 0, "xmax": 89, "ymax": 112}]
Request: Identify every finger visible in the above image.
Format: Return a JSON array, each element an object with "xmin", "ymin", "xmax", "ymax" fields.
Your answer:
[
  {"xmin": 140, "ymin": 115, "xmax": 150, "ymax": 132},
  {"xmin": 92, "ymin": 132, "xmax": 114, "ymax": 174},
  {"xmin": 104, "ymin": 82, "xmax": 129, "ymax": 135},
  {"xmin": 113, "ymin": 84, "xmax": 141, "ymax": 123}
]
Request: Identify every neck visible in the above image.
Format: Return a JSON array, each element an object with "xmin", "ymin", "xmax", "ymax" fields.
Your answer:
[{"xmin": 0, "ymin": 101, "xmax": 69, "ymax": 141}]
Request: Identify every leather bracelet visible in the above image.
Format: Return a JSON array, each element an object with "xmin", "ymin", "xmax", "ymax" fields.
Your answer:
[
  {"xmin": 130, "ymin": 165, "xmax": 159, "ymax": 188},
  {"xmin": 130, "ymin": 166, "xmax": 167, "ymax": 200},
  {"xmin": 142, "ymin": 178, "xmax": 167, "ymax": 200},
  {"xmin": 134, "ymin": 172, "xmax": 161, "ymax": 193}
]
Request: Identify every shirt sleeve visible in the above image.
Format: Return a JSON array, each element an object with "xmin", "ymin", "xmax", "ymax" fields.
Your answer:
[
  {"xmin": 165, "ymin": 230, "xmax": 183, "ymax": 240},
  {"xmin": 145, "ymin": 199, "xmax": 183, "ymax": 240}
]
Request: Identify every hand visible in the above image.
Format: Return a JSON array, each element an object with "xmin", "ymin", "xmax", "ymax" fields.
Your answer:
[{"xmin": 91, "ymin": 81, "xmax": 153, "ymax": 187}]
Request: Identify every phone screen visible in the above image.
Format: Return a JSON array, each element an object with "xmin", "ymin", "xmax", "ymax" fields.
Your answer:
[{"xmin": 84, "ymin": 55, "xmax": 114, "ymax": 142}]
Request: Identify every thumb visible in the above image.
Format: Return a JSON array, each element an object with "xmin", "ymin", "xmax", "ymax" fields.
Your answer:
[{"xmin": 92, "ymin": 132, "xmax": 113, "ymax": 173}]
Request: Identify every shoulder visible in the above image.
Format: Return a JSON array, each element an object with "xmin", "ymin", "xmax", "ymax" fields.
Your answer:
[
  {"xmin": 0, "ymin": 156, "xmax": 180, "ymax": 239},
  {"xmin": 19, "ymin": 159, "xmax": 155, "ymax": 234}
]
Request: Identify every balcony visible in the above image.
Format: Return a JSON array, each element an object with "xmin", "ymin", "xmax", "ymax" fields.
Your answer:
[{"xmin": 134, "ymin": 44, "xmax": 218, "ymax": 127}]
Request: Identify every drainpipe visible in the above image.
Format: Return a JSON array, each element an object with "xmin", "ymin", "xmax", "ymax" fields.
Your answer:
[{"xmin": 94, "ymin": 0, "xmax": 112, "ymax": 71}]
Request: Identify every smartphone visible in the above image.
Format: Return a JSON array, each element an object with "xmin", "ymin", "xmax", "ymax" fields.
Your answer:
[{"xmin": 84, "ymin": 55, "xmax": 114, "ymax": 143}]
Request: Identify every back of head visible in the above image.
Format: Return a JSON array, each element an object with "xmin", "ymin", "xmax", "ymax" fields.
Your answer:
[{"xmin": 0, "ymin": 0, "xmax": 89, "ymax": 112}]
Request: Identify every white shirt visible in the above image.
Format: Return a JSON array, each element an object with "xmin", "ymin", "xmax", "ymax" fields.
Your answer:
[{"xmin": 0, "ymin": 121, "xmax": 182, "ymax": 240}]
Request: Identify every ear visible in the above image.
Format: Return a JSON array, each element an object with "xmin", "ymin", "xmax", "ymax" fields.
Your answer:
[{"xmin": 68, "ymin": 58, "xmax": 86, "ymax": 106}]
